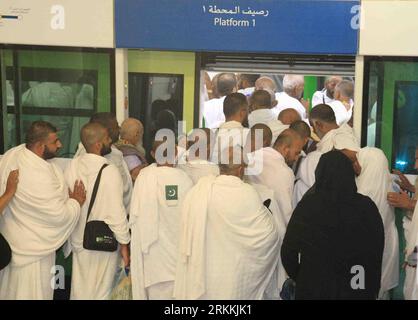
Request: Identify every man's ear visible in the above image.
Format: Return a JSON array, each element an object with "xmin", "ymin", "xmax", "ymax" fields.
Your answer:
[
  {"xmin": 33, "ymin": 141, "xmax": 45, "ymax": 153},
  {"xmin": 316, "ymin": 120, "xmax": 324, "ymax": 131}
]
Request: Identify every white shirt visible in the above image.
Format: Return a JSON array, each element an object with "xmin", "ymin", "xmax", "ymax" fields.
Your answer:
[
  {"xmin": 273, "ymin": 92, "xmax": 307, "ymax": 120},
  {"xmin": 238, "ymin": 87, "xmax": 255, "ymax": 97},
  {"xmin": 211, "ymin": 121, "xmax": 250, "ymax": 164},
  {"xmin": 312, "ymin": 89, "xmax": 337, "ymax": 107},
  {"xmin": 248, "ymin": 109, "xmax": 276, "ymax": 128},
  {"xmin": 328, "ymin": 100, "xmax": 353, "ymax": 126},
  {"xmin": 203, "ymin": 96, "xmax": 226, "ymax": 129},
  {"xmin": 312, "ymin": 89, "xmax": 355, "ymax": 108}
]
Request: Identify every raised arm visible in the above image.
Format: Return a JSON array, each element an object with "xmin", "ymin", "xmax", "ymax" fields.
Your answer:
[{"xmin": 0, "ymin": 170, "xmax": 19, "ymax": 214}]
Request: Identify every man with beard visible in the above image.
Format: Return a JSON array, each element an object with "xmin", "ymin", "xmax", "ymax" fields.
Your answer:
[
  {"xmin": 74, "ymin": 113, "xmax": 132, "ymax": 213},
  {"xmin": 274, "ymin": 75, "xmax": 309, "ymax": 121},
  {"xmin": 246, "ymin": 129, "xmax": 304, "ymax": 225},
  {"xmin": 64, "ymin": 123, "xmax": 130, "ymax": 299},
  {"xmin": 0, "ymin": 121, "xmax": 86, "ymax": 299},
  {"xmin": 312, "ymin": 76, "xmax": 343, "ymax": 107}
]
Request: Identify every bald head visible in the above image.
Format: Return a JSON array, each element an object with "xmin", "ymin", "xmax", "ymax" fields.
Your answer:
[
  {"xmin": 274, "ymin": 129, "xmax": 300, "ymax": 148},
  {"xmin": 81, "ymin": 122, "xmax": 108, "ymax": 153},
  {"xmin": 283, "ymin": 75, "xmax": 304, "ymax": 99},
  {"xmin": 245, "ymin": 123, "xmax": 272, "ymax": 153},
  {"xmin": 187, "ymin": 128, "xmax": 214, "ymax": 160},
  {"xmin": 334, "ymin": 80, "xmax": 354, "ymax": 100},
  {"xmin": 249, "ymin": 89, "xmax": 272, "ymax": 111},
  {"xmin": 217, "ymin": 73, "xmax": 238, "ymax": 97},
  {"xmin": 151, "ymin": 134, "xmax": 177, "ymax": 166},
  {"xmin": 255, "ymin": 76, "xmax": 277, "ymax": 92},
  {"xmin": 219, "ymin": 146, "xmax": 245, "ymax": 178},
  {"xmin": 290, "ymin": 120, "xmax": 311, "ymax": 140},
  {"xmin": 278, "ymin": 108, "xmax": 302, "ymax": 125},
  {"xmin": 273, "ymin": 129, "xmax": 305, "ymax": 166},
  {"xmin": 120, "ymin": 118, "xmax": 144, "ymax": 146}
]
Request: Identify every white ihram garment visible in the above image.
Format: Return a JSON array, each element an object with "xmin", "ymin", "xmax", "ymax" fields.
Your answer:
[
  {"xmin": 64, "ymin": 153, "xmax": 130, "ymax": 300},
  {"xmin": 174, "ymin": 175, "xmax": 280, "ymax": 300},
  {"xmin": 0, "ymin": 144, "xmax": 80, "ymax": 300}
]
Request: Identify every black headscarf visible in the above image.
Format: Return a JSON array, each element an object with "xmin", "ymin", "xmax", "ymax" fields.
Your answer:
[
  {"xmin": 281, "ymin": 150, "xmax": 384, "ymax": 299},
  {"xmin": 315, "ymin": 150, "xmax": 357, "ymax": 204}
]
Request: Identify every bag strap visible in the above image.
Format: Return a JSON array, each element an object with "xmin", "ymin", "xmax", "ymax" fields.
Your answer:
[{"xmin": 86, "ymin": 163, "xmax": 108, "ymax": 222}]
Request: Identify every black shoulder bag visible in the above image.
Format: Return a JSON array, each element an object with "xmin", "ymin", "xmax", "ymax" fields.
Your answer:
[
  {"xmin": 0, "ymin": 233, "xmax": 11, "ymax": 270},
  {"xmin": 83, "ymin": 164, "xmax": 118, "ymax": 252}
]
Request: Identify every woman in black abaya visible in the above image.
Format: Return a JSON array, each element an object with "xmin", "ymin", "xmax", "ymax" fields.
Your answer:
[{"xmin": 281, "ymin": 150, "xmax": 384, "ymax": 300}]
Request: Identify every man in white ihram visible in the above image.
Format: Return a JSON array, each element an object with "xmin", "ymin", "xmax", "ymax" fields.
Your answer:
[
  {"xmin": 130, "ymin": 134, "xmax": 193, "ymax": 299},
  {"xmin": 293, "ymin": 104, "xmax": 360, "ymax": 206},
  {"xmin": 178, "ymin": 128, "xmax": 219, "ymax": 184},
  {"xmin": 0, "ymin": 121, "xmax": 86, "ymax": 300},
  {"xmin": 74, "ymin": 112, "xmax": 132, "ymax": 213},
  {"xmin": 65, "ymin": 122, "xmax": 130, "ymax": 299},
  {"xmin": 174, "ymin": 146, "xmax": 280, "ymax": 299},
  {"xmin": 311, "ymin": 76, "xmax": 342, "ymax": 107},
  {"xmin": 356, "ymin": 147, "xmax": 399, "ymax": 300},
  {"xmin": 211, "ymin": 92, "xmax": 250, "ymax": 164},
  {"xmin": 247, "ymin": 89, "xmax": 289, "ymax": 144},
  {"xmin": 328, "ymin": 80, "xmax": 355, "ymax": 126},
  {"xmin": 203, "ymin": 73, "xmax": 237, "ymax": 129},
  {"xmin": 274, "ymin": 75, "xmax": 309, "ymax": 121},
  {"xmin": 243, "ymin": 124, "xmax": 289, "ymax": 299},
  {"xmin": 246, "ymin": 129, "xmax": 304, "ymax": 225}
]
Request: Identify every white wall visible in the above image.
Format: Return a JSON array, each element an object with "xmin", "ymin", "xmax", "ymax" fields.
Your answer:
[
  {"xmin": 360, "ymin": 0, "xmax": 418, "ymax": 56},
  {"xmin": 0, "ymin": 0, "xmax": 114, "ymax": 48}
]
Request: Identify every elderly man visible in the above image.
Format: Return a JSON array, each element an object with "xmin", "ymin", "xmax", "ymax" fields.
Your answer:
[
  {"xmin": 65, "ymin": 123, "xmax": 131, "ymax": 299},
  {"xmin": 312, "ymin": 76, "xmax": 343, "ymax": 107},
  {"xmin": 203, "ymin": 73, "xmax": 237, "ymax": 129},
  {"xmin": 247, "ymin": 129, "xmax": 304, "ymax": 225},
  {"xmin": 274, "ymin": 75, "xmax": 309, "ymax": 120},
  {"xmin": 0, "ymin": 121, "xmax": 86, "ymax": 300},
  {"xmin": 211, "ymin": 92, "xmax": 250, "ymax": 164},
  {"xmin": 174, "ymin": 146, "xmax": 280, "ymax": 299},
  {"xmin": 178, "ymin": 128, "xmax": 219, "ymax": 184},
  {"xmin": 130, "ymin": 137, "xmax": 193, "ymax": 300},
  {"xmin": 75, "ymin": 112, "xmax": 132, "ymax": 212},
  {"xmin": 114, "ymin": 118, "xmax": 148, "ymax": 181},
  {"xmin": 255, "ymin": 76, "xmax": 278, "ymax": 93},
  {"xmin": 293, "ymin": 104, "xmax": 360, "ymax": 206},
  {"xmin": 328, "ymin": 80, "xmax": 355, "ymax": 126}
]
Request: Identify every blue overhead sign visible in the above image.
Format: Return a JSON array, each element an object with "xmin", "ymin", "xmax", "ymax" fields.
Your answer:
[{"xmin": 115, "ymin": 0, "xmax": 359, "ymax": 55}]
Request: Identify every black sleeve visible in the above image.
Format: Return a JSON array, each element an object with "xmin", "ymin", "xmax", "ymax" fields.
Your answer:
[{"xmin": 281, "ymin": 200, "xmax": 311, "ymax": 280}]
